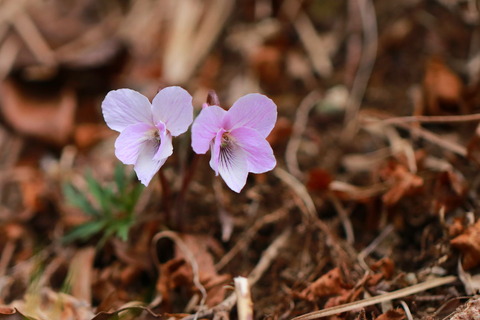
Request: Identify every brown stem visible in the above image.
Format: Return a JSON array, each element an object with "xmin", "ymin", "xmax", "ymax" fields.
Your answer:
[
  {"xmin": 158, "ymin": 169, "xmax": 172, "ymax": 226},
  {"xmin": 173, "ymin": 153, "xmax": 200, "ymax": 230}
]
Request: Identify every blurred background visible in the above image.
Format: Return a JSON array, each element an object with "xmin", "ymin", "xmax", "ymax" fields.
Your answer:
[{"xmin": 0, "ymin": 0, "xmax": 478, "ymax": 161}]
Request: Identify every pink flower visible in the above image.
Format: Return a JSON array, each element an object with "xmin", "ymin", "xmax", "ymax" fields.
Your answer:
[
  {"xmin": 191, "ymin": 94, "xmax": 277, "ymax": 192},
  {"xmin": 102, "ymin": 86, "xmax": 193, "ymax": 186}
]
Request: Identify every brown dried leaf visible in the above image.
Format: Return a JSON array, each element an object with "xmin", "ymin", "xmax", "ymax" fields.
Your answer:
[
  {"xmin": 379, "ymin": 161, "xmax": 423, "ymax": 206},
  {"xmin": 370, "ymin": 257, "xmax": 395, "ymax": 280},
  {"xmin": 73, "ymin": 123, "xmax": 113, "ymax": 150},
  {"xmin": 374, "ymin": 308, "xmax": 405, "ymax": 320},
  {"xmin": 155, "ymin": 233, "xmax": 230, "ymax": 310},
  {"xmin": 323, "ymin": 287, "xmax": 363, "ymax": 310},
  {"xmin": 300, "ymin": 268, "xmax": 349, "ymax": 301},
  {"xmin": 7, "ymin": 288, "xmax": 95, "ymax": 320},
  {"xmin": 266, "ymin": 117, "xmax": 292, "ymax": 147},
  {"xmin": 250, "ymin": 45, "xmax": 284, "ymax": 90},
  {"xmin": 467, "ymin": 123, "xmax": 480, "ymax": 166},
  {"xmin": 421, "ymin": 56, "xmax": 467, "ymax": 116},
  {"xmin": 432, "ymin": 170, "xmax": 468, "ymax": 212},
  {"xmin": 306, "ymin": 168, "xmax": 333, "ymax": 192},
  {"xmin": 18, "ymin": 170, "xmax": 48, "ymax": 216},
  {"xmin": 69, "ymin": 247, "xmax": 95, "ymax": 303},
  {"xmin": 448, "ymin": 297, "xmax": 480, "ymax": 320},
  {"xmin": 448, "ymin": 217, "xmax": 465, "ymax": 237},
  {"xmin": 451, "ymin": 219, "xmax": 480, "ymax": 269},
  {"xmin": 0, "ymin": 307, "xmax": 35, "ymax": 320},
  {"xmin": 0, "ymin": 79, "xmax": 76, "ymax": 145}
]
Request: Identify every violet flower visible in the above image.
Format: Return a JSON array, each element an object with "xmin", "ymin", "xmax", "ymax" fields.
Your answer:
[
  {"xmin": 102, "ymin": 86, "xmax": 193, "ymax": 186},
  {"xmin": 191, "ymin": 93, "xmax": 277, "ymax": 192}
]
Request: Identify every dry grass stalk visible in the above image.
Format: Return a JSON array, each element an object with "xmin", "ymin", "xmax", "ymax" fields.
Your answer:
[
  {"xmin": 182, "ymin": 229, "xmax": 292, "ymax": 320},
  {"xmin": 342, "ymin": 0, "xmax": 378, "ymax": 141},
  {"xmin": 285, "ymin": 90, "xmax": 322, "ymax": 180},
  {"xmin": 162, "ymin": 0, "xmax": 234, "ymax": 84},
  {"xmin": 291, "ymin": 276, "xmax": 457, "ymax": 320},
  {"xmin": 234, "ymin": 277, "xmax": 253, "ymax": 320}
]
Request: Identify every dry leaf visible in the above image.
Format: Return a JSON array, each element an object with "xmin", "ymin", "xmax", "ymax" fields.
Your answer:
[
  {"xmin": 467, "ymin": 123, "xmax": 480, "ymax": 166},
  {"xmin": 300, "ymin": 268, "xmax": 349, "ymax": 301},
  {"xmin": 0, "ymin": 79, "xmax": 76, "ymax": 145},
  {"xmin": 7, "ymin": 288, "xmax": 95, "ymax": 320},
  {"xmin": 69, "ymin": 247, "xmax": 95, "ymax": 303},
  {"xmin": 155, "ymin": 233, "xmax": 230, "ymax": 310},
  {"xmin": 447, "ymin": 297, "xmax": 480, "ymax": 320},
  {"xmin": 370, "ymin": 257, "xmax": 395, "ymax": 281},
  {"xmin": 448, "ymin": 217, "xmax": 465, "ymax": 237},
  {"xmin": 267, "ymin": 116, "xmax": 292, "ymax": 148},
  {"xmin": 374, "ymin": 308, "xmax": 405, "ymax": 320},
  {"xmin": 324, "ymin": 287, "xmax": 363, "ymax": 310},
  {"xmin": 420, "ymin": 56, "xmax": 468, "ymax": 116},
  {"xmin": 306, "ymin": 168, "xmax": 333, "ymax": 192},
  {"xmin": 19, "ymin": 170, "xmax": 49, "ymax": 217},
  {"xmin": 73, "ymin": 123, "xmax": 113, "ymax": 150},
  {"xmin": 379, "ymin": 161, "xmax": 423, "ymax": 206},
  {"xmin": 0, "ymin": 307, "xmax": 35, "ymax": 320},
  {"xmin": 451, "ymin": 219, "xmax": 480, "ymax": 269},
  {"xmin": 432, "ymin": 170, "xmax": 468, "ymax": 213},
  {"xmin": 250, "ymin": 45, "xmax": 285, "ymax": 90}
]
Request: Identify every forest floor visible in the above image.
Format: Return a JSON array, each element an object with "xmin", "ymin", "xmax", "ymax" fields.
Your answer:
[{"xmin": 1, "ymin": 1, "xmax": 480, "ymax": 319}]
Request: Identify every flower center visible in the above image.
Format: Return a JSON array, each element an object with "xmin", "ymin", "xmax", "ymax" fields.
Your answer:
[
  {"xmin": 219, "ymin": 132, "xmax": 236, "ymax": 165},
  {"xmin": 146, "ymin": 128, "xmax": 160, "ymax": 141},
  {"xmin": 221, "ymin": 132, "xmax": 232, "ymax": 148}
]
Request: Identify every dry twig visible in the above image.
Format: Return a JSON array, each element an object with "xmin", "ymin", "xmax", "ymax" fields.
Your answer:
[
  {"xmin": 285, "ymin": 90, "xmax": 322, "ymax": 179},
  {"xmin": 291, "ymin": 276, "xmax": 456, "ymax": 320},
  {"xmin": 182, "ymin": 228, "xmax": 292, "ymax": 320},
  {"xmin": 362, "ymin": 112, "xmax": 468, "ymax": 157},
  {"xmin": 215, "ymin": 204, "xmax": 292, "ymax": 271},
  {"xmin": 152, "ymin": 231, "xmax": 207, "ymax": 313},
  {"xmin": 234, "ymin": 277, "xmax": 253, "ymax": 320},
  {"xmin": 342, "ymin": 0, "xmax": 378, "ymax": 140},
  {"xmin": 357, "ymin": 224, "xmax": 395, "ymax": 271},
  {"xmin": 328, "ymin": 193, "xmax": 354, "ymax": 245},
  {"xmin": 12, "ymin": 11, "xmax": 56, "ymax": 66},
  {"xmin": 367, "ymin": 113, "xmax": 480, "ymax": 125}
]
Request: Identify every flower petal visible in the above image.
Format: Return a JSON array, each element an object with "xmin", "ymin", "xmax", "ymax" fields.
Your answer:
[
  {"xmin": 231, "ymin": 127, "xmax": 276, "ymax": 173},
  {"xmin": 151, "ymin": 86, "xmax": 193, "ymax": 136},
  {"xmin": 153, "ymin": 123, "xmax": 173, "ymax": 161},
  {"xmin": 223, "ymin": 93, "xmax": 277, "ymax": 138},
  {"xmin": 102, "ymin": 89, "xmax": 153, "ymax": 132},
  {"xmin": 208, "ymin": 128, "xmax": 226, "ymax": 174},
  {"xmin": 114, "ymin": 123, "xmax": 153, "ymax": 165},
  {"xmin": 191, "ymin": 105, "xmax": 227, "ymax": 154},
  {"xmin": 214, "ymin": 138, "xmax": 249, "ymax": 193},
  {"xmin": 134, "ymin": 140, "xmax": 167, "ymax": 186}
]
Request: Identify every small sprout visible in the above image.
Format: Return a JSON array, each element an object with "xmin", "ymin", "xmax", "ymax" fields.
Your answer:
[{"xmin": 63, "ymin": 164, "xmax": 144, "ymax": 247}]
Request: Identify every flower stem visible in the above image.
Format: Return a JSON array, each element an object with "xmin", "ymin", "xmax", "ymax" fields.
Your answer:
[
  {"xmin": 158, "ymin": 169, "xmax": 172, "ymax": 227},
  {"xmin": 173, "ymin": 153, "xmax": 200, "ymax": 230}
]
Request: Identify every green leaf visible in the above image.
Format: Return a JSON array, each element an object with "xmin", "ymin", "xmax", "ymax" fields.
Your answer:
[
  {"xmin": 63, "ymin": 183, "xmax": 99, "ymax": 217},
  {"xmin": 86, "ymin": 172, "xmax": 110, "ymax": 217},
  {"xmin": 114, "ymin": 164, "xmax": 126, "ymax": 196},
  {"xmin": 115, "ymin": 221, "xmax": 131, "ymax": 242},
  {"xmin": 98, "ymin": 226, "xmax": 118, "ymax": 248},
  {"xmin": 126, "ymin": 183, "xmax": 144, "ymax": 213},
  {"xmin": 62, "ymin": 220, "xmax": 107, "ymax": 244}
]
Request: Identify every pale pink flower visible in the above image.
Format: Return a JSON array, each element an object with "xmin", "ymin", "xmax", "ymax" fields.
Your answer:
[
  {"xmin": 102, "ymin": 86, "xmax": 193, "ymax": 186},
  {"xmin": 191, "ymin": 94, "xmax": 277, "ymax": 192}
]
